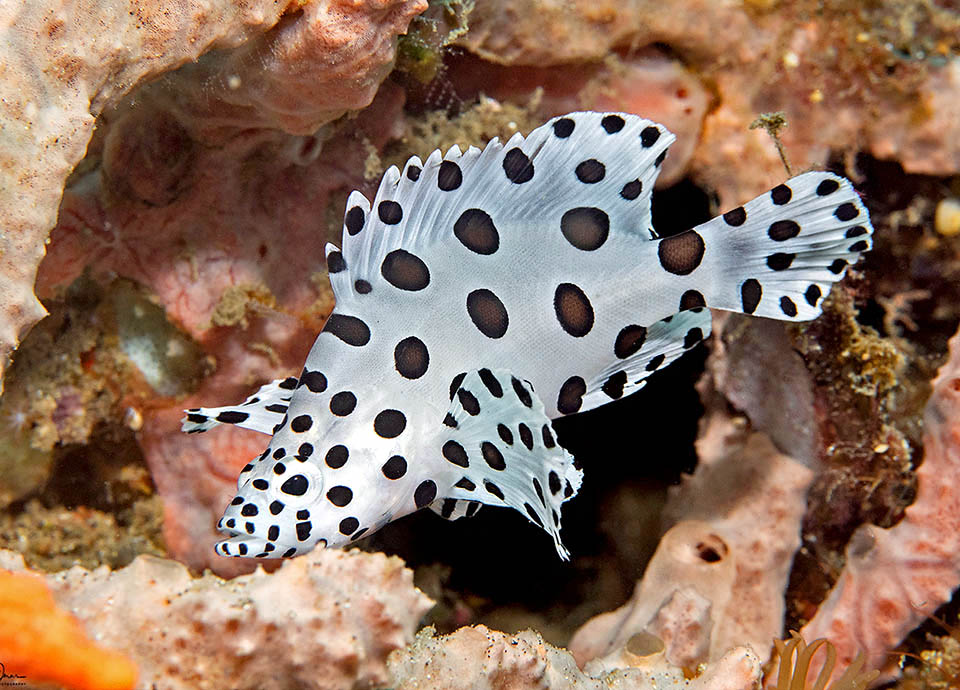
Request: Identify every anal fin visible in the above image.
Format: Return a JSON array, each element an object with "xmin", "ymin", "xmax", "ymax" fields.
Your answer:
[
  {"xmin": 439, "ymin": 369, "xmax": 583, "ymax": 559},
  {"xmin": 181, "ymin": 375, "xmax": 299, "ymax": 435},
  {"xmin": 429, "ymin": 498, "xmax": 482, "ymax": 521}
]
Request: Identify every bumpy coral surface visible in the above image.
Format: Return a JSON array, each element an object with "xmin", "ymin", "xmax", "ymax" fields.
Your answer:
[
  {"xmin": 0, "ymin": 568, "xmax": 137, "ymax": 690},
  {"xmin": 0, "ymin": 545, "xmax": 432, "ymax": 690}
]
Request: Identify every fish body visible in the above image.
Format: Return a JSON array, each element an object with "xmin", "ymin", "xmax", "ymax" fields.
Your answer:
[{"xmin": 182, "ymin": 112, "xmax": 873, "ymax": 560}]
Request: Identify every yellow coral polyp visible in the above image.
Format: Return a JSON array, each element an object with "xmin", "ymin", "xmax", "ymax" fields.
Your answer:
[
  {"xmin": 770, "ymin": 631, "xmax": 879, "ymax": 690},
  {"xmin": 0, "ymin": 569, "xmax": 137, "ymax": 690}
]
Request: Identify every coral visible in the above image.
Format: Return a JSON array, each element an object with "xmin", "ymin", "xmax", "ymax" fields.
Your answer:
[
  {"xmin": 0, "ymin": 0, "xmax": 425, "ymax": 387},
  {"xmin": 0, "ymin": 568, "xmax": 137, "ymax": 690},
  {"xmin": 0, "ymin": 545, "xmax": 433, "ymax": 690},
  {"xmin": 387, "ymin": 625, "xmax": 761, "ymax": 689},
  {"xmin": 799, "ymin": 323, "xmax": 960, "ymax": 681},
  {"xmin": 569, "ymin": 410, "xmax": 813, "ymax": 669},
  {"xmin": 454, "ymin": 0, "xmax": 960, "ymax": 204}
]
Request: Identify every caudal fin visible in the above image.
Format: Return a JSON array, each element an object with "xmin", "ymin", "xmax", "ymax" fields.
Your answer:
[{"xmin": 693, "ymin": 171, "xmax": 872, "ymax": 320}]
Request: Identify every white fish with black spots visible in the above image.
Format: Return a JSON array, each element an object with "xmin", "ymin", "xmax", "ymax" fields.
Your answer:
[{"xmin": 182, "ymin": 111, "xmax": 873, "ymax": 560}]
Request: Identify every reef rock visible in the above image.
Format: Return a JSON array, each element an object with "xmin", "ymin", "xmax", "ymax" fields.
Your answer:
[
  {"xmin": 388, "ymin": 625, "xmax": 761, "ymax": 690},
  {"xmin": 0, "ymin": 545, "xmax": 432, "ymax": 690},
  {"xmin": 570, "ymin": 411, "xmax": 813, "ymax": 668}
]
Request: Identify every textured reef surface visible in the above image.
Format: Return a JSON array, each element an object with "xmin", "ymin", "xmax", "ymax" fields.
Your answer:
[{"xmin": 1, "ymin": 0, "xmax": 960, "ymax": 688}]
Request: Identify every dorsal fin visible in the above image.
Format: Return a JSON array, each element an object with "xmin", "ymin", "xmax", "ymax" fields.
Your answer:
[{"xmin": 331, "ymin": 112, "xmax": 675, "ymax": 305}]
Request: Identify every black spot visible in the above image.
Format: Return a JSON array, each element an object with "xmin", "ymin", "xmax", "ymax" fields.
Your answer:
[
  {"xmin": 265, "ymin": 404, "xmax": 287, "ymax": 414},
  {"xmin": 245, "ymin": 522, "xmax": 255, "ymax": 534},
  {"xmin": 548, "ymin": 470, "xmax": 562, "ymax": 495},
  {"xmin": 350, "ymin": 528, "xmax": 367, "ymax": 542},
  {"xmin": 241, "ymin": 503, "xmax": 259, "ymax": 516},
  {"xmin": 374, "ymin": 409, "xmax": 407, "ymax": 438},
  {"xmin": 345, "ymin": 206, "xmax": 365, "ymax": 235},
  {"xmin": 291, "ymin": 415, "xmax": 313, "ymax": 433},
  {"xmin": 326, "ymin": 445, "xmax": 349, "ymax": 469},
  {"xmin": 296, "ymin": 509, "xmax": 310, "ymax": 520},
  {"xmin": 524, "ymin": 503, "xmax": 543, "ymax": 526},
  {"xmin": 655, "ymin": 149, "xmax": 668, "ymax": 167},
  {"xmin": 443, "ymin": 441, "xmax": 469, "ymax": 468},
  {"xmin": 849, "ymin": 240, "xmax": 869, "ymax": 252},
  {"xmin": 457, "ymin": 389, "xmax": 481, "ymax": 416},
  {"xmin": 382, "ymin": 455, "xmax": 407, "ymax": 479},
  {"xmin": 564, "ymin": 481, "xmax": 574, "ymax": 498},
  {"xmin": 503, "ymin": 148, "xmax": 534, "ymax": 183},
  {"xmin": 186, "ymin": 413, "xmax": 207, "ymax": 424},
  {"xmin": 542, "ymin": 425, "xmax": 556, "ymax": 448},
  {"xmin": 381, "ymin": 249, "xmax": 430, "ymax": 291},
  {"xmin": 466, "ymin": 502, "xmax": 481, "ymax": 517},
  {"xmin": 279, "ymin": 377, "xmax": 298, "ymax": 390},
  {"xmin": 554, "ymin": 283, "xmax": 595, "ymax": 337},
  {"xmin": 481, "ymin": 442, "xmax": 506, "ymax": 470},
  {"xmin": 484, "ymin": 481, "xmax": 505, "ymax": 500},
  {"xmin": 646, "ymin": 354, "xmax": 665, "ymax": 371},
  {"xmin": 780, "ymin": 296, "xmax": 798, "ymax": 317},
  {"xmin": 620, "ymin": 179, "xmax": 642, "ymax": 200},
  {"xmin": 560, "ymin": 207, "xmax": 609, "ymax": 251},
  {"xmin": 440, "ymin": 498, "xmax": 457, "ymax": 519},
  {"xmin": 241, "ymin": 463, "xmax": 253, "ymax": 474},
  {"xmin": 454, "ymin": 209, "xmax": 500, "ymax": 255},
  {"xmin": 601, "ymin": 371, "xmax": 627, "ymax": 399},
  {"xmin": 741, "ymin": 279, "xmax": 762, "ymax": 314},
  {"xmin": 497, "ymin": 423, "xmax": 514, "ymax": 445},
  {"xmin": 658, "ymin": 231, "xmax": 705, "ymax": 275},
  {"xmin": 846, "ymin": 226, "xmax": 868, "ymax": 238},
  {"xmin": 835, "ymin": 203, "xmax": 859, "ymax": 221},
  {"xmin": 406, "ymin": 164, "xmax": 422, "ymax": 181},
  {"xmin": 443, "ymin": 413, "xmax": 458, "ymax": 428},
  {"xmin": 554, "ymin": 117, "xmax": 575, "ymax": 137},
  {"xmin": 723, "ymin": 207, "xmax": 747, "ymax": 226},
  {"xmin": 269, "ymin": 500, "xmax": 285, "ymax": 515},
  {"xmin": 238, "ymin": 543, "xmax": 248, "ymax": 555},
  {"xmin": 518, "ymin": 423, "xmax": 534, "ymax": 450},
  {"xmin": 394, "ymin": 336, "xmax": 429, "ymax": 379},
  {"xmin": 768, "ymin": 220, "xmax": 801, "ymax": 242},
  {"xmin": 338, "ymin": 517, "xmax": 358, "ymax": 536},
  {"xmin": 226, "ymin": 518, "xmax": 236, "ymax": 527},
  {"xmin": 252, "ymin": 479, "xmax": 268, "ymax": 490},
  {"xmin": 297, "ymin": 521, "xmax": 313, "ymax": 540},
  {"xmin": 298, "ymin": 370, "xmax": 328, "ymax": 393},
  {"xmin": 557, "ymin": 376, "xmax": 586, "ymax": 415},
  {"xmin": 771, "ymin": 184, "xmax": 792, "ymax": 205},
  {"xmin": 323, "ymin": 313, "xmax": 371, "ymax": 346},
  {"xmin": 273, "ymin": 463, "xmax": 286, "ymax": 475},
  {"xmin": 355, "ymin": 279, "xmax": 372, "ymax": 294},
  {"xmin": 281, "ymin": 475, "xmax": 308, "ymax": 496},
  {"xmin": 640, "ymin": 126, "xmax": 660, "ymax": 147},
  {"xmin": 267, "ymin": 525, "xmax": 280, "ymax": 541},
  {"xmin": 512, "ymin": 377, "xmax": 533, "ymax": 407},
  {"xmin": 601, "ymin": 114, "xmax": 625, "ymax": 133},
  {"xmin": 217, "ymin": 410, "xmax": 249, "ymax": 424},
  {"xmin": 679, "ymin": 289, "xmax": 706, "ymax": 310},
  {"xmin": 231, "ymin": 496, "xmax": 245, "ymax": 507},
  {"xmin": 378, "ymin": 200, "xmax": 403, "ymax": 224},
  {"xmin": 298, "ymin": 443, "xmax": 314, "ymax": 458},
  {"xmin": 327, "ymin": 486, "xmax": 353, "ymax": 507},
  {"xmin": 817, "ymin": 178, "xmax": 840, "ymax": 195},
  {"xmin": 449, "ymin": 372, "xmax": 467, "ymax": 400},
  {"xmin": 829, "ymin": 259, "xmax": 848, "ymax": 274},
  {"xmin": 466, "ymin": 289, "xmax": 509, "ymax": 338},
  {"xmin": 575, "ymin": 159, "xmax": 605, "ymax": 184},
  {"xmin": 327, "ymin": 251, "xmax": 346, "ymax": 273},
  {"xmin": 683, "ymin": 327, "xmax": 703, "ymax": 349},
  {"xmin": 614, "ymin": 325, "xmax": 647, "ymax": 359},
  {"xmin": 282, "ymin": 547, "xmax": 297, "ymax": 558},
  {"xmin": 805, "ymin": 284, "xmax": 822, "ymax": 306},
  {"xmin": 330, "ymin": 391, "xmax": 357, "ymax": 416},
  {"xmin": 766, "ymin": 252, "xmax": 795, "ymax": 271},
  {"xmin": 478, "ymin": 368, "xmax": 503, "ymax": 397},
  {"xmin": 455, "ymin": 477, "xmax": 476, "ymax": 491},
  {"xmin": 438, "ymin": 160, "xmax": 463, "ymax": 191},
  {"xmin": 414, "ymin": 480, "xmax": 438, "ymax": 508},
  {"xmin": 533, "ymin": 478, "xmax": 546, "ymax": 506}
]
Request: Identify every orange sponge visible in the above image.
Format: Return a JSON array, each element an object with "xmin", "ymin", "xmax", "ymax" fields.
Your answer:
[{"xmin": 0, "ymin": 569, "xmax": 137, "ymax": 690}]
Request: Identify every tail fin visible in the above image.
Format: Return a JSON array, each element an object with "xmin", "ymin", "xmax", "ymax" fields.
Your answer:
[{"xmin": 694, "ymin": 172, "xmax": 871, "ymax": 320}]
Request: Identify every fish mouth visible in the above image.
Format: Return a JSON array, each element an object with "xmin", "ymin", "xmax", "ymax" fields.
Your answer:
[{"xmin": 215, "ymin": 534, "xmax": 284, "ymax": 558}]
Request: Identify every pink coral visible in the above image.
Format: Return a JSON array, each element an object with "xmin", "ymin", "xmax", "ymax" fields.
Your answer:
[{"xmin": 798, "ymin": 324, "xmax": 960, "ymax": 682}]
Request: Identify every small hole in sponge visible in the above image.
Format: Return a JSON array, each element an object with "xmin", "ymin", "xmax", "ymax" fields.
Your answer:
[{"xmin": 694, "ymin": 535, "xmax": 728, "ymax": 563}]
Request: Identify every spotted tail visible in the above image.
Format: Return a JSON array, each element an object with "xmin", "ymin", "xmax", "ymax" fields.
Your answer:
[{"xmin": 674, "ymin": 172, "xmax": 872, "ymax": 321}]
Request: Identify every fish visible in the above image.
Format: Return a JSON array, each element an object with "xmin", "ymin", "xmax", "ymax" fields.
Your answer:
[{"xmin": 182, "ymin": 111, "xmax": 873, "ymax": 560}]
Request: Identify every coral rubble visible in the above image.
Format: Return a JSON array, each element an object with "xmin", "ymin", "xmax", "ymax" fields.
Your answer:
[{"xmin": 0, "ymin": 545, "xmax": 432, "ymax": 690}]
